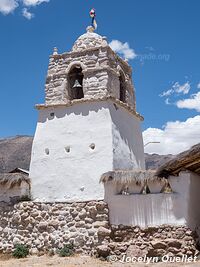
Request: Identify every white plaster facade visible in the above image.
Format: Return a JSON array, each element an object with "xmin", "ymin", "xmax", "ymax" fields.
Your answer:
[
  {"xmin": 30, "ymin": 101, "xmax": 145, "ymax": 202},
  {"xmin": 104, "ymin": 171, "xmax": 200, "ymax": 229}
]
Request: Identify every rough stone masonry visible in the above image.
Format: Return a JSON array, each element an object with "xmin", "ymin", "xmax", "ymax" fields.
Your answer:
[{"xmin": 0, "ymin": 201, "xmax": 198, "ymax": 258}]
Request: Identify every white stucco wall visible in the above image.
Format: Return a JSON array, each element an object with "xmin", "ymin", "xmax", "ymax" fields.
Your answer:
[
  {"xmin": 30, "ymin": 101, "xmax": 144, "ymax": 202},
  {"xmin": 110, "ymin": 104, "xmax": 145, "ymax": 170},
  {"xmin": 104, "ymin": 171, "xmax": 200, "ymax": 229},
  {"xmin": 183, "ymin": 172, "xmax": 200, "ymax": 229}
]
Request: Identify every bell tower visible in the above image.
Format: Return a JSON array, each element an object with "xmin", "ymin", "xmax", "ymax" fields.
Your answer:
[{"xmin": 29, "ymin": 25, "xmax": 145, "ymax": 202}]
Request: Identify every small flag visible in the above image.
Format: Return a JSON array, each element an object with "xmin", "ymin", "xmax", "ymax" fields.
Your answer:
[{"xmin": 90, "ymin": 8, "xmax": 97, "ymax": 30}]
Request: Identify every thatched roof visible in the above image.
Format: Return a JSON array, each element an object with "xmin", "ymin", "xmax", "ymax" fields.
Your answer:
[
  {"xmin": 0, "ymin": 173, "xmax": 30, "ymax": 189},
  {"xmin": 156, "ymin": 143, "xmax": 200, "ymax": 178},
  {"xmin": 100, "ymin": 169, "xmax": 165, "ymax": 185},
  {"xmin": 9, "ymin": 168, "xmax": 29, "ymax": 175}
]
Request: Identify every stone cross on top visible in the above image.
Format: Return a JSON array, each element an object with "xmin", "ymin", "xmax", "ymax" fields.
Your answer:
[{"xmin": 87, "ymin": 8, "xmax": 97, "ymax": 33}]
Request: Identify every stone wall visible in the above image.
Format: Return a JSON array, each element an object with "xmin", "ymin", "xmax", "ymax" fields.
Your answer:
[
  {"xmin": 0, "ymin": 201, "xmax": 109, "ymax": 255},
  {"xmin": 0, "ymin": 201, "xmax": 198, "ymax": 258},
  {"xmin": 103, "ymin": 225, "xmax": 199, "ymax": 259},
  {"xmin": 45, "ymin": 44, "xmax": 136, "ymax": 110}
]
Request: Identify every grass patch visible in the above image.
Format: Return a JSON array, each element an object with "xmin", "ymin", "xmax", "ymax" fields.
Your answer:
[
  {"xmin": 12, "ymin": 244, "xmax": 29, "ymax": 258},
  {"xmin": 58, "ymin": 244, "xmax": 74, "ymax": 257}
]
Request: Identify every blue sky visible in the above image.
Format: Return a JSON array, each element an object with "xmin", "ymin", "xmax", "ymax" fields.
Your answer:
[{"xmin": 0, "ymin": 0, "xmax": 200, "ymax": 154}]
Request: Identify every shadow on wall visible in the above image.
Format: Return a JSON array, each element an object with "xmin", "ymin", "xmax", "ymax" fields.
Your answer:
[
  {"xmin": 104, "ymin": 172, "xmax": 200, "ymax": 228},
  {"xmin": 187, "ymin": 172, "xmax": 200, "ymax": 230},
  {"xmin": 38, "ymin": 102, "xmax": 109, "ymax": 123},
  {"xmin": 105, "ymin": 192, "xmax": 186, "ymax": 227},
  {"xmin": 109, "ymin": 104, "xmax": 145, "ymax": 169}
]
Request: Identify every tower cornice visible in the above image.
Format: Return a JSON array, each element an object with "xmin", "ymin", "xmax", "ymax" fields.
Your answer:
[
  {"xmin": 50, "ymin": 45, "xmax": 132, "ymax": 71},
  {"xmin": 35, "ymin": 97, "xmax": 144, "ymax": 121}
]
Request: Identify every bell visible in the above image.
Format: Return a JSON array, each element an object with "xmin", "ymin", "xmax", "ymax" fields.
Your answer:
[{"xmin": 72, "ymin": 79, "xmax": 82, "ymax": 88}]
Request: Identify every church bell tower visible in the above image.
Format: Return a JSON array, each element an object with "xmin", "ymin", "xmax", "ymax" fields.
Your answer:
[{"xmin": 29, "ymin": 22, "xmax": 145, "ymax": 202}]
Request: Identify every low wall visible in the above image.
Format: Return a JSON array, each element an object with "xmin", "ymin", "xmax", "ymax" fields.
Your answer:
[
  {"xmin": 105, "ymin": 225, "xmax": 198, "ymax": 259},
  {"xmin": 0, "ymin": 201, "xmax": 198, "ymax": 258},
  {"xmin": 0, "ymin": 201, "xmax": 109, "ymax": 255},
  {"xmin": 106, "ymin": 193, "xmax": 187, "ymax": 227},
  {"xmin": 0, "ymin": 181, "xmax": 30, "ymax": 203},
  {"xmin": 104, "ymin": 171, "xmax": 200, "ymax": 229}
]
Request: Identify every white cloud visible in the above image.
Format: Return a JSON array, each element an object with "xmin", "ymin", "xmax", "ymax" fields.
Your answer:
[
  {"xmin": 175, "ymin": 82, "xmax": 190, "ymax": 94},
  {"xmin": 160, "ymin": 89, "xmax": 173, "ymax": 97},
  {"xmin": 160, "ymin": 82, "xmax": 191, "ymax": 97},
  {"xmin": 176, "ymin": 92, "xmax": 200, "ymax": 112},
  {"xmin": 0, "ymin": 0, "xmax": 18, "ymax": 15},
  {"xmin": 197, "ymin": 82, "xmax": 200, "ymax": 89},
  {"xmin": 109, "ymin": 40, "xmax": 137, "ymax": 60},
  {"xmin": 22, "ymin": 7, "xmax": 34, "ymax": 19},
  {"xmin": 22, "ymin": 0, "xmax": 49, "ymax": 6},
  {"xmin": 145, "ymin": 46, "xmax": 155, "ymax": 52},
  {"xmin": 0, "ymin": 0, "xmax": 49, "ymax": 17},
  {"xmin": 165, "ymin": 98, "xmax": 171, "ymax": 105},
  {"xmin": 143, "ymin": 115, "xmax": 200, "ymax": 155}
]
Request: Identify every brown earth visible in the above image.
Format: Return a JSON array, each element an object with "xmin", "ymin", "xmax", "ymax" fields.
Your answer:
[{"xmin": 0, "ymin": 255, "xmax": 199, "ymax": 267}]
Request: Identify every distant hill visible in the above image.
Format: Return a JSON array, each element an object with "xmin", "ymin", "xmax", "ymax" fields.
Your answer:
[
  {"xmin": 144, "ymin": 153, "xmax": 174, "ymax": 170},
  {"xmin": 0, "ymin": 136, "xmax": 33, "ymax": 173},
  {"xmin": 0, "ymin": 136, "xmax": 173, "ymax": 173}
]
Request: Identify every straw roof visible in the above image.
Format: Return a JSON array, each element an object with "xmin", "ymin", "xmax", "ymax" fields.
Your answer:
[
  {"xmin": 0, "ymin": 173, "xmax": 30, "ymax": 189},
  {"xmin": 9, "ymin": 168, "xmax": 29, "ymax": 175},
  {"xmin": 156, "ymin": 143, "xmax": 200, "ymax": 178},
  {"xmin": 100, "ymin": 169, "xmax": 165, "ymax": 185}
]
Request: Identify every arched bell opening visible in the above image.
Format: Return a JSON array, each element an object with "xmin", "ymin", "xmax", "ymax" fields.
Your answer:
[
  {"xmin": 68, "ymin": 65, "xmax": 84, "ymax": 100},
  {"xmin": 119, "ymin": 74, "xmax": 126, "ymax": 103}
]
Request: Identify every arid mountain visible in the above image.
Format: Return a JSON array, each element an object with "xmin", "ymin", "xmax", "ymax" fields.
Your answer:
[
  {"xmin": 0, "ymin": 136, "xmax": 173, "ymax": 173},
  {"xmin": 0, "ymin": 136, "xmax": 33, "ymax": 173},
  {"xmin": 144, "ymin": 153, "xmax": 174, "ymax": 170}
]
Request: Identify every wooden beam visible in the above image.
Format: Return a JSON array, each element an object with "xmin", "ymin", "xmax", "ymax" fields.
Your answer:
[
  {"xmin": 195, "ymin": 167, "xmax": 200, "ymax": 173},
  {"xmin": 184, "ymin": 159, "xmax": 200, "ymax": 168},
  {"xmin": 167, "ymin": 159, "xmax": 200, "ymax": 175}
]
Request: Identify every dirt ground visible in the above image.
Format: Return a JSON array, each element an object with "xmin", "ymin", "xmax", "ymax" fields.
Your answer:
[{"xmin": 0, "ymin": 255, "xmax": 200, "ymax": 267}]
